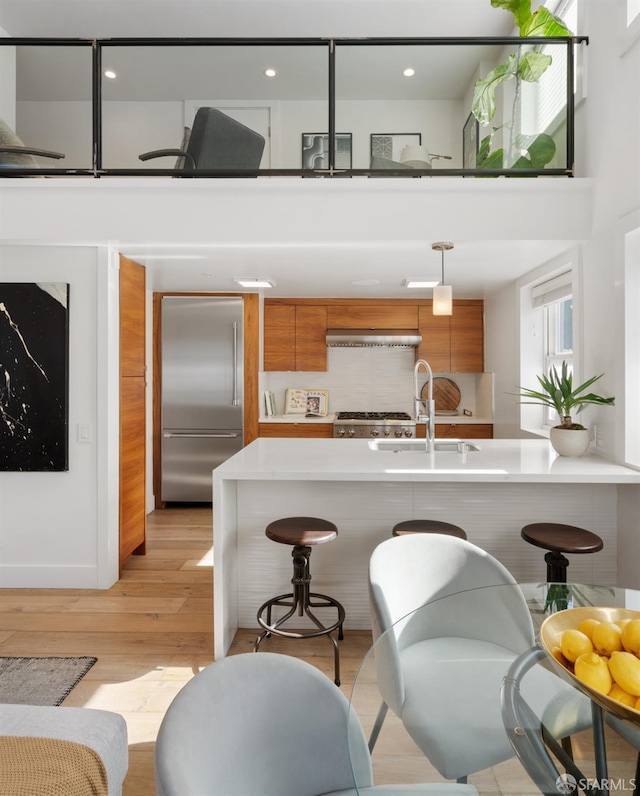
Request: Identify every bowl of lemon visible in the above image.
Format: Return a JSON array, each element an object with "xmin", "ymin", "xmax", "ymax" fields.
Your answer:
[{"xmin": 539, "ymin": 606, "xmax": 640, "ymax": 723}]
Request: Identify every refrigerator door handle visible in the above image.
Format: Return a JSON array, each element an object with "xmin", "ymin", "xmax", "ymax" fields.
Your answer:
[
  {"xmin": 163, "ymin": 432, "xmax": 241, "ymax": 439},
  {"xmin": 232, "ymin": 321, "xmax": 241, "ymax": 407}
]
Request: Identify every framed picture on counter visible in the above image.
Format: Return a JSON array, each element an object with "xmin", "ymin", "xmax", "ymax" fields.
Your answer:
[{"xmin": 285, "ymin": 388, "xmax": 329, "ymax": 416}]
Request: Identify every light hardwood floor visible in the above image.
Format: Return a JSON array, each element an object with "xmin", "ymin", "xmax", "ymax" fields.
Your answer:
[{"xmin": 0, "ymin": 507, "xmax": 637, "ymax": 795}]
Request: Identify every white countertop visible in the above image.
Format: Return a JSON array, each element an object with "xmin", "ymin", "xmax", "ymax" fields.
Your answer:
[
  {"xmin": 214, "ymin": 437, "xmax": 640, "ymax": 484},
  {"xmin": 259, "ymin": 414, "xmax": 493, "ymax": 424}
]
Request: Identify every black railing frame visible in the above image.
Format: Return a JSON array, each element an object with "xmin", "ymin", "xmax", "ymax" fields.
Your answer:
[{"xmin": 0, "ymin": 35, "xmax": 589, "ymax": 179}]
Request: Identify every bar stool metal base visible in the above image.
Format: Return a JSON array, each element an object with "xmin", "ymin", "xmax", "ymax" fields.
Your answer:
[{"xmin": 254, "ymin": 543, "xmax": 346, "ymax": 685}]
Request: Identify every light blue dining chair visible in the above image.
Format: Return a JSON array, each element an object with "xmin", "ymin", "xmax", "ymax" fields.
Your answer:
[
  {"xmin": 367, "ymin": 534, "xmax": 593, "ymax": 783},
  {"xmin": 154, "ymin": 652, "xmax": 479, "ymax": 796}
]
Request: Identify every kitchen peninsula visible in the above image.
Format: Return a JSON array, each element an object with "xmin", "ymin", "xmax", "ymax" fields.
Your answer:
[{"xmin": 212, "ymin": 438, "xmax": 640, "ymax": 657}]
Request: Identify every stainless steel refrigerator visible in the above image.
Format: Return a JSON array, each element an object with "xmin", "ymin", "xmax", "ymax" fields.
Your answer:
[{"xmin": 161, "ymin": 295, "xmax": 243, "ymax": 502}]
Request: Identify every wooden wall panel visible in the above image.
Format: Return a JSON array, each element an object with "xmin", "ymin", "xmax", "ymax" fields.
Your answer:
[
  {"xmin": 119, "ymin": 255, "xmax": 146, "ymax": 377},
  {"xmin": 119, "ymin": 255, "xmax": 146, "ymax": 565},
  {"xmin": 120, "ymin": 376, "xmax": 146, "ymax": 560}
]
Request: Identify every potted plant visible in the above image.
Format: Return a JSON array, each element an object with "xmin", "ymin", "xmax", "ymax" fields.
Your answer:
[
  {"xmin": 512, "ymin": 361, "xmax": 615, "ymax": 456},
  {"xmin": 471, "ymin": 0, "xmax": 573, "ymax": 172}
]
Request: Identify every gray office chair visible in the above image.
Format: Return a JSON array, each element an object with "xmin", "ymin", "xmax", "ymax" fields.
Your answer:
[
  {"xmin": 0, "ymin": 118, "xmax": 65, "ymax": 169},
  {"xmin": 139, "ymin": 107, "xmax": 265, "ymax": 173},
  {"xmin": 155, "ymin": 652, "xmax": 479, "ymax": 796},
  {"xmin": 367, "ymin": 534, "xmax": 593, "ymax": 783}
]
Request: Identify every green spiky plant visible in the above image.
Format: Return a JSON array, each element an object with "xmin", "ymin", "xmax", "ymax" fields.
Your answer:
[
  {"xmin": 512, "ymin": 361, "xmax": 615, "ymax": 430},
  {"xmin": 471, "ymin": 0, "xmax": 573, "ymax": 171}
]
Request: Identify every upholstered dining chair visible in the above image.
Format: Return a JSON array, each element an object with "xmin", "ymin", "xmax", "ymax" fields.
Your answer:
[
  {"xmin": 138, "ymin": 107, "xmax": 265, "ymax": 173},
  {"xmin": 367, "ymin": 534, "xmax": 593, "ymax": 784},
  {"xmin": 0, "ymin": 117, "xmax": 65, "ymax": 169},
  {"xmin": 154, "ymin": 652, "xmax": 479, "ymax": 796}
]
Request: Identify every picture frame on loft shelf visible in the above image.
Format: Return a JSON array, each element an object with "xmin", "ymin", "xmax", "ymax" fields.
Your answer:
[
  {"xmin": 370, "ymin": 133, "xmax": 421, "ymax": 163},
  {"xmin": 463, "ymin": 113, "xmax": 479, "ymax": 170},
  {"xmin": 301, "ymin": 133, "xmax": 352, "ymax": 169}
]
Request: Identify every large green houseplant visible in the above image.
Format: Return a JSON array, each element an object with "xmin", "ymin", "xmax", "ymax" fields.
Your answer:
[
  {"xmin": 513, "ymin": 362, "xmax": 615, "ymax": 456},
  {"xmin": 471, "ymin": 0, "xmax": 573, "ymax": 171}
]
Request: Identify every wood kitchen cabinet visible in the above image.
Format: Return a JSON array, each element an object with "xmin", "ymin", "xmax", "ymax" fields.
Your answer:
[
  {"xmin": 417, "ymin": 300, "xmax": 484, "ymax": 373},
  {"xmin": 327, "ymin": 304, "xmax": 418, "ymax": 330},
  {"xmin": 416, "ymin": 423, "xmax": 493, "ymax": 439},
  {"xmin": 264, "ymin": 301, "xmax": 327, "ymax": 371},
  {"xmin": 258, "ymin": 423, "xmax": 333, "ymax": 438}
]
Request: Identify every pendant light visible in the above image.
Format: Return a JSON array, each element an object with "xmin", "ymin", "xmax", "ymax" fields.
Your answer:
[{"xmin": 432, "ymin": 241, "xmax": 454, "ymax": 316}]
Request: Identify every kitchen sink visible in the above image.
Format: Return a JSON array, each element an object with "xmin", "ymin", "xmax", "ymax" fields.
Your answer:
[{"xmin": 368, "ymin": 439, "xmax": 480, "ymax": 453}]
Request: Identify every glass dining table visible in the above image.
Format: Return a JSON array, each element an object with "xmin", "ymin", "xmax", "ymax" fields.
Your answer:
[{"xmin": 346, "ymin": 583, "xmax": 640, "ymax": 796}]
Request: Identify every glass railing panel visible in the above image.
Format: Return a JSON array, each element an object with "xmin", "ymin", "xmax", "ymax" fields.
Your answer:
[
  {"xmin": 334, "ymin": 39, "xmax": 572, "ymax": 176},
  {"xmin": 0, "ymin": 44, "xmax": 94, "ymax": 174},
  {"xmin": 99, "ymin": 43, "xmax": 330, "ymax": 173}
]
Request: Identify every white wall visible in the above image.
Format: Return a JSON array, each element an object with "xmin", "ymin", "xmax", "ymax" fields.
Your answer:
[
  {"xmin": 17, "ymin": 98, "xmax": 464, "ymax": 170},
  {"xmin": 0, "ymin": 44, "xmax": 15, "ymax": 128},
  {"xmin": 0, "ymin": 245, "xmax": 119, "ymax": 588}
]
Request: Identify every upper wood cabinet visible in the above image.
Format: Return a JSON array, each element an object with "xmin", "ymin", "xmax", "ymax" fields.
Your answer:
[
  {"xmin": 264, "ymin": 301, "xmax": 327, "ymax": 371},
  {"xmin": 327, "ymin": 304, "xmax": 418, "ymax": 329},
  {"xmin": 451, "ymin": 303, "xmax": 484, "ymax": 373},
  {"xmin": 417, "ymin": 300, "xmax": 484, "ymax": 373}
]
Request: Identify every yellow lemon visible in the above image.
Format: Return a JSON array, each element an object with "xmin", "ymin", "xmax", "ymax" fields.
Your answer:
[
  {"xmin": 636, "ymin": 696, "xmax": 640, "ymax": 711},
  {"xmin": 574, "ymin": 652, "xmax": 613, "ymax": 695},
  {"xmin": 621, "ymin": 620, "xmax": 640, "ymax": 656},
  {"xmin": 561, "ymin": 628, "xmax": 594, "ymax": 663},
  {"xmin": 592, "ymin": 621, "xmax": 624, "ymax": 657},
  {"xmin": 608, "ymin": 683, "xmax": 637, "ymax": 707},
  {"xmin": 578, "ymin": 618, "xmax": 600, "ymax": 642},
  {"xmin": 608, "ymin": 651, "xmax": 640, "ymax": 696},
  {"xmin": 616, "ymin": 619, "xmax": 631, "ymax": 632}
]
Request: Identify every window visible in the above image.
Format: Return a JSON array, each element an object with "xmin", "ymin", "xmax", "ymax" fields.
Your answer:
[
  {"xmin": 520, "ymin": 0, "xmax": 580, "ymax": 139},
  {"xmin": 520, "ymin": 267, "xmax": 574, "ymax": 436},
  {"xmin": 544, "ymin": 297, "xmax": 574, "ymax": 426}
]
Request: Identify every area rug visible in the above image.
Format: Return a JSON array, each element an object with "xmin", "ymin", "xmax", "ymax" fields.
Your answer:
[{"xmin": 0, "ymin": 656, "xmax": 97, "ymax": 706}]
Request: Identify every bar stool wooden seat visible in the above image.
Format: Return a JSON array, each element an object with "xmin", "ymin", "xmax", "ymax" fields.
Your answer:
[
  {"xmin": 254, "ymin": 516, "xmax": 346, "ymax": 685},
  {"xmin": 392, "ymin": 519, "xmax": 467, "ymax": 539},
  {"xmin": 521, "ymin": 522, "xmax": 604, "ymax": 583}
]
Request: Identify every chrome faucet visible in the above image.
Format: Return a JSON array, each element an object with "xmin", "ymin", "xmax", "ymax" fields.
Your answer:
[{"xmin": 414, "ymin": 359, "xmax": 435, "ymax": 453}]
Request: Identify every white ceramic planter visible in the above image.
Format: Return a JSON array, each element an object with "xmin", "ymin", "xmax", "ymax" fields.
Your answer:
[{"xmin": 550, "ymin": 427, "xmax": 591, "ymax": 457}]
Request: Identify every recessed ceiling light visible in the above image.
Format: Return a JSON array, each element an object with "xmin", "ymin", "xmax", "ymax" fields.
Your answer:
[
  {"xmin": 264, "ymin": 68, "xmax": 277, "ymax": 78},
  {"xmin": 403, "ymin": 68, "xmax": 415, "ymax": 77},
  {"xmin": 405, "ymin": 280, "xmax": 440, "ymax": 289},
  {"xmin": 351, "ymin": 279, "xmax": 380, "ymax": 286},
  {"xmin": 104, "ymin": 70, "xmax": 117, "ymax": 79},
  {"xmin": 233, "ymin": 278, "xmax": 275, "ymax": 288}
]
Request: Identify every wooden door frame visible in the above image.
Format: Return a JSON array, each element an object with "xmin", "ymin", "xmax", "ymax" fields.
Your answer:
[{"xmin": 152, "ymin": 291, "xmax": 259, "ymax": 509}]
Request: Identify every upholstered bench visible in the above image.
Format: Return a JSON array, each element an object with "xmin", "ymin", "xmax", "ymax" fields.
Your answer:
[{"xmin": 0, "ymin": 704, "xmax": 128, "ymax": 796}]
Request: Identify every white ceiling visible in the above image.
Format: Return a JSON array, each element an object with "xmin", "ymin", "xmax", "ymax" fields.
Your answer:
[{"xmin": 1, "ymin": 0, "xmax": 573, "ymax": 299}]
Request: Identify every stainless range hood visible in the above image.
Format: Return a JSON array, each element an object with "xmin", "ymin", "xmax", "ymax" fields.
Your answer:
[{"xmin": 325, "ymin": 329, "xmax": 422, "ymax": 348}]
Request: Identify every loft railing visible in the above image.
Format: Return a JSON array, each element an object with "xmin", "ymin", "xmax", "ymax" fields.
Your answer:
[{"xmin": 0, "ymin": 36, "xmax": 587, "ymax": 178}]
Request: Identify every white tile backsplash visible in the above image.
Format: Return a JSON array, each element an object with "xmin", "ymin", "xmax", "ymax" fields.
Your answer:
[{"xmin": 260, "ymin": 348, "xmax": 493, "ymax": 418}]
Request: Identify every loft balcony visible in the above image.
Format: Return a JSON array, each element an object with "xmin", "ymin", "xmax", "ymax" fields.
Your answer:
[{"xmin": 0, "ymin": 36, "xmax": 587, "ymax": 179}]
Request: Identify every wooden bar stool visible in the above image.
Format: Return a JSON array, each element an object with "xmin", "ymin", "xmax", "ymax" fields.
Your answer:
[
  {"xmin": 521, "ymin": 522, "xmax": 604, "ymax": 583},
  {"xmin": 254, "ymin": 516, "xmax": 346, "ymax": 685},
  {"xmin": 392, "ymin": 519, "xmax": 467, "ymax": 539}
]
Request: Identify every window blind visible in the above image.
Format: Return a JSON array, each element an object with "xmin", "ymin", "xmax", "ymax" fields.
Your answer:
[{"xmin": 531, "ymin": 270, "xmax": 572, "ymax": 307}]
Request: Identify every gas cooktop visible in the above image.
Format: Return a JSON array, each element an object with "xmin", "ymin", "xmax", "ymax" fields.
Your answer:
[{"xmin": 335, "ymin": 411, "xmax": 412, "ymax": 421}]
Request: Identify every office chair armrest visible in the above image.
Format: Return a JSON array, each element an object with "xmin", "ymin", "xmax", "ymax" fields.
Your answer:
[
  {"xmin": 138, "ymin": 148, "xmax": 195, "ymax": 168},
  {"xmin": 0, "ymin": 146, "xmax": 65, "ymax": 159}
]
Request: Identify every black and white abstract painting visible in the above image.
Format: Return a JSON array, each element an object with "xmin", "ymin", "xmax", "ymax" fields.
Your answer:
[{"xmin": 0, "ymin": 282, "xmax": 69, "ymax": 471}]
